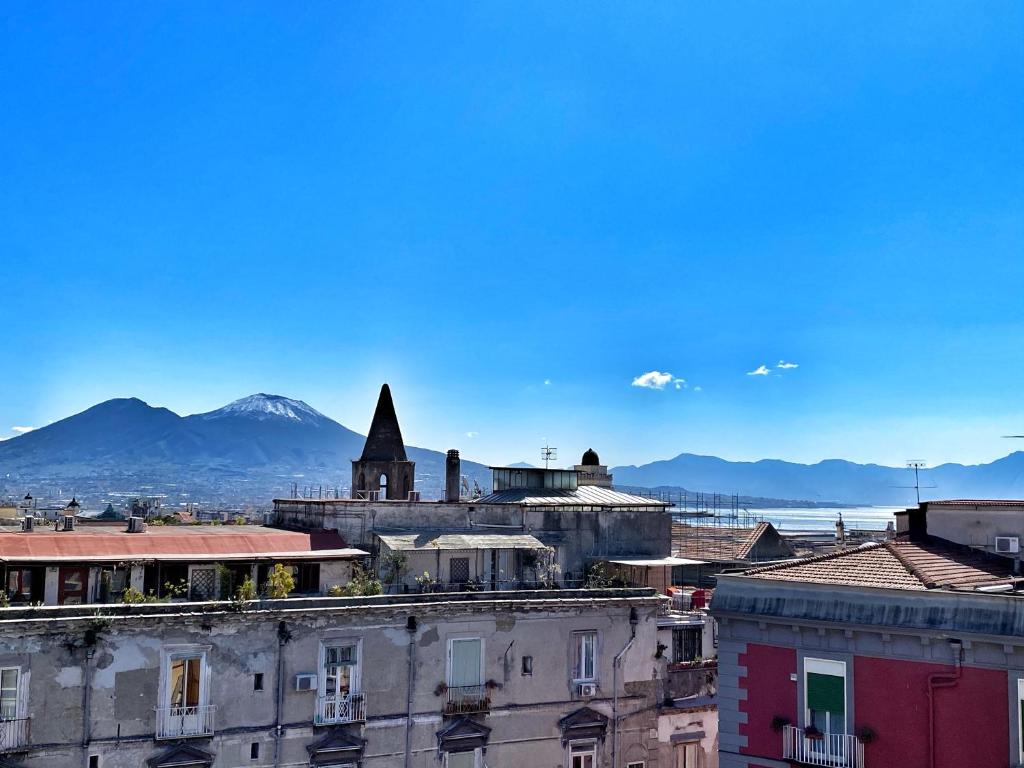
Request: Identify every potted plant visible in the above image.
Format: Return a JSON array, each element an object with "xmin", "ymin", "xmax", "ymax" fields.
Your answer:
[
  {"xmin": 803, "ymin": 725, "xmax": 824, "ymax": 740},
  {"xmin": 855, "ymin": 725, "xmax": 875, "ymax": 744}
]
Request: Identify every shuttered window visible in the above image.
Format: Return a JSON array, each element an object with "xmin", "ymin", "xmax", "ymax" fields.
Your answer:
[{"xmin": 807, "ymin": 672, "xmax": 845, "ymax": 714}]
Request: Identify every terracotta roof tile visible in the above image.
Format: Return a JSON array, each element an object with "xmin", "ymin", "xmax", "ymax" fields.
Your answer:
[{"xmin": 745, "ymin": 537, "xmax": 1018, "ymax": 591}]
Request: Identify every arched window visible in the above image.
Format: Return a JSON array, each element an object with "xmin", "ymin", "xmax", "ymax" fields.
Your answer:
[
  {"xmin": 358, "ymin": 472, "xmax": 366, "ymax": 491},
  {"xmin": 379, "ymin": 473, "xmax": 388, "ymax": 499}
]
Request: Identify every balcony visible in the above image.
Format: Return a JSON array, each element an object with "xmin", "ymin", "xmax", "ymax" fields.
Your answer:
[
  {"xmin": 0, "ymin": 718, "xmax": 30, "ymax": 752},
  {"xmin": 155, "ymin": 704, "xmax": 216, "ymax": 739},
  {"xmin": 315, "ymin": 692, "xmax": 366, "ymax": 725},
  {"xmin": 782, "ymin": 725, "xmax": 864, "ymax": 768},
  {"xmin": 445, "ymin": 684, "xmax": 491, "ymax": 715}
]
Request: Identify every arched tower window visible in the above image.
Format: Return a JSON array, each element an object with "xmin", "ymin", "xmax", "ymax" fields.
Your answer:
[{"xmin": 379, "ymin": 473, "xmax": 388, "ymax": 499}]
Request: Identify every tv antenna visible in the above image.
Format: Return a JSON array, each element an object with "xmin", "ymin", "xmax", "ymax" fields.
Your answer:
[
  {"xmin": 906, "ymin": 460, "xmax": 927, "ymax": 505},
  {"xmin": 541, "ymin": 445, "xmax": 558, "ymax": 469}
]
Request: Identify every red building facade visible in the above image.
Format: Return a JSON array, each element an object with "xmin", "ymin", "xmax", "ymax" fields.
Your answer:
[{"xmin": 712, "ymin": 522, "xmax": 1024, "ymax": 768}]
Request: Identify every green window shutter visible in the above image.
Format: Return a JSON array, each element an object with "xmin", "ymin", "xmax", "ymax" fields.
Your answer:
[{"xmin": 807, "ymin": 672, "xmax": 845, "ymax": 714}]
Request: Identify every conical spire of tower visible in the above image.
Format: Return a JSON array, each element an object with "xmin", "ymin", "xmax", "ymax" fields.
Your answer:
[{"xmin": 359, "ymin": 383, "xmax": 408, "ymax": 462}]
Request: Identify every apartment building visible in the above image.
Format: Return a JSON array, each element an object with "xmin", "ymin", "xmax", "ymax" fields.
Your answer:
[
  {"xmin": 711, "ymin": 499, "xmax": 1024, "ymax": 768},
  {"xmin": 0, "ymin": 588, "xmax": 704, "ymax": 768}
]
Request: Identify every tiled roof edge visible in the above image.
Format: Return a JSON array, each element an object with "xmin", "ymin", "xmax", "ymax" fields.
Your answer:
[{"xmin": 743, "ymin": 541, "xmax": 886, "ymax": 576}]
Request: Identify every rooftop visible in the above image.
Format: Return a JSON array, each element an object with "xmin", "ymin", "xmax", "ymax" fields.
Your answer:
[
  {"xmin": 376, "ymin": 531, "xmax": 548, "ymax": 551},
  {"xmin": 0, "ymin": 525, "xmax": 366, "ymax": 563},
  {"xmin": 744, "ymin": 536, "xmax": 1019, "ymax": 591},
  {"xmin": 476, "ymin": 484, "xmax": 669, "ymax": 508},
  {"xmin": 673, "ymin": 521, "xmax": 789, "ymax": 562}
]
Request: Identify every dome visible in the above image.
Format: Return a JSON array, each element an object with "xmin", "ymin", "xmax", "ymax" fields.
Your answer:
[
  {"xmin": 581, "ymin": 448, "xmax": 600, "ymax": 466},
  {"xmin": 67, "ymin": 497, "xmax": 80, "ymax": 509}
]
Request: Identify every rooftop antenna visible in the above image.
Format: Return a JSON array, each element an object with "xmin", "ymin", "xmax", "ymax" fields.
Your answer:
[
  {"xmin": 906, "ymin": 460, "xmax": 927, "ymax": 505},
  {"xmin": 541, "ymin": 445, "xmax": 558, "ymax": 469}
]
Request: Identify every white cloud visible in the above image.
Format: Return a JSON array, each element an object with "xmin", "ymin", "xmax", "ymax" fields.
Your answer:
[
  {"xmin": 543, "ymin": 379, "xmax": 552, "ymax": 386},
  {"xmin": 465, "ymin": 431, "xmax": 478, "ymax": 438},
  {"xmin": 693, "ymin": 385, "xmax": 703, "ymax": 392},
  {"xmin": 10, "ymin": 426, "xmax": 35, "ymax": 434},
  {"xmin": 777, "ymin": 360, "xmax": 799, "ymax": 369},
  {"xmin": 632, "ymin": 370, "xmax": 685, "ymax": 390},
  {"xmin": 746, "ymin": 365, "xmax": 771, "ymax": 376}
]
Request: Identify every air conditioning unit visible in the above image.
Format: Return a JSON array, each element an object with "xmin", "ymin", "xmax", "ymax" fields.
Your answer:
[
  {"xmin": 366, "ymin": 490, "xmax": 382, "ymax": 502},
  {"xmin": 61, "ymin": 515, "xmax": 76, "ymax": 532},
  {"xmin": 995, "ymin": 536, "xmax": 1020, "ymax": 554},
  {"xmin": 294, "ymin": 674, "xmax": 318, "ymax": 692},
  {"xmin": 577, "ymin": 682, "xmax": 597, "ymax": 697},
  {"xmin": 21, "ymin": 516, "xmax": 34, "ymax": 532},
  {"xmin": 408, "ymin": 491, "xmax": 421, "ymax": 502},
  {"xmin": 127, "ymin": 517, "xmax": 147, "ymax": 534}
]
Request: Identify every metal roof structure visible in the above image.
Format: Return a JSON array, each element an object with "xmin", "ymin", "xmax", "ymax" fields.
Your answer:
[
  {"xmin": 376, "ymin": 531, "xmax": 548, "ymax": 551},
  {"xmin": 0, "ymin": 526, "xmax": 367, "ymax": 563},
  {"xmin": 475, "ymin": 484, "xmax": 668, "ymax": 508}
]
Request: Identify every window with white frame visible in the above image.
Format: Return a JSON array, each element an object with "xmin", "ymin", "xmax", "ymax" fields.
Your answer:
[
  {"xmin": 804, "ymin": 658, "xmax": 847, "ymax": 736},
  {"xmin": 446, "ymin": 749, "xmax": 482, "ymax": 768},
  {"xmin": 573, "ymin": 631, "xmax": 598, "ymax": 683},
  {"xmin": 0, "ymin": 668, "xmax": 20, "ymax": 720},
  {"xmin": 448, "ymin": 638, "xmax": 484, "ymax": 689},
  {"xmin": 570, "ymin": 740, "xmax": 597, "ymax": 768},
  {"xmin": 157, "ymin": 646, "xmax": 211, "ymax": 738},
  {"xmin": 317, "ymin": 641, "xmax": 361, "ymax": 724}
]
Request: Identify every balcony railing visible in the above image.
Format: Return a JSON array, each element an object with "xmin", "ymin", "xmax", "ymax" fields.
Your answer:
[
  {"xmin": 0, "ymin": 718, "xmax": 30, "ymax": 752},
  {"xmin": 782, "ymin": 725, "xmax": 864, "ymax": 768},
  {"xmin": 155, "ymin": 704, "xmax": 216, "ymax": 739},
  {"xmin": 315, "ymin": 692, "xmax": 366, "ymax": 725},
  {"xmin": 445, "ymin": 684, "xmax": 491, "ymax": 715}
]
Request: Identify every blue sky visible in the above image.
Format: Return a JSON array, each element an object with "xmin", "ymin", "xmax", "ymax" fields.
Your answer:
[{"xmin": 2, "ymin": 2, "xmax": 1022, "ymax": 468}]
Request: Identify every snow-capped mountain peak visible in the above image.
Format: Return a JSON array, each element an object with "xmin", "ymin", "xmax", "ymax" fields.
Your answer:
[{"xmin": 197, "ymin": 394, "xmax": 328, "ymax": 424}]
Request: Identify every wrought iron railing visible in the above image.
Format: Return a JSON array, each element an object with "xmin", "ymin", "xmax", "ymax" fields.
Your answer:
[
  {"xmin": 315, "ymin": 692, "xmax": 366, "ymax": 724},
  {"xmin": 782, "ymin": 725, "xmax": 864, "ymax": 767},
  {"xmin": 155, "ymin": 704, "xmax": 216, "ymax": 739},
  {"xmin": 445, "ymin": 684, "xmax": 490, "ymax": 715},
  {"xmin": 0, "ymin": 718, "xmax": 30, "ymax": 751}
]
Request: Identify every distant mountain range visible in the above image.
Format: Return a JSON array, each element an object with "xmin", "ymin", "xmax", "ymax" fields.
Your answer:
[
  {"xmin": 3, "ymin": 395, "xmax": 1022, "ymax": 509},
  {"xmin": 612, "ymin": 452, "xmax": 1024, "ymax": 506},
  {"xmin": 0, "ymin": 395, "xmax": 491, "ymax": 506}
]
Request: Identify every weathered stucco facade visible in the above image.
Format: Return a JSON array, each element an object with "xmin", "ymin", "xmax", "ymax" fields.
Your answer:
[{"xmin": 0, "ymin": 588, "xmax": 697, "ymax": 768}]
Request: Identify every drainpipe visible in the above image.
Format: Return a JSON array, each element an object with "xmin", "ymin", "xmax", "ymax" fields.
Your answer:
[
  {"xmin": 82, "ymin": 647, "xmax": 94, "ymax": 757},
  {"xmin": 272, "ymin": 621, "xmax": 291, "ymax": 768},
  {"xmin": 927, "ymin": 639, "xmax": 963, "ymax": 768},
  {"xmin": 612, "ymin": 607, "xmax": 639, "ymax": 768},
  {"xmin": 404, "ymin": 616, "xmax": 418, "ymax": 768}
]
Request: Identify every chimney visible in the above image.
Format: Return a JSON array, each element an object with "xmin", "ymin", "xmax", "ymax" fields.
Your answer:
[
  {"xmin": 445, "ymin": 450, "xmax": 461, "ymax": 503},
  {"xmin": 835, "ymin": 514, "xmax": 845, "ymax": 547}
]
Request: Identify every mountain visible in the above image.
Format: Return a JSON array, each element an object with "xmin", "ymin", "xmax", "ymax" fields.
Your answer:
[
  {"xmin": 0, "ymin": 394, "xmax": 491, "ymax": 506},
  {"xmin": 612, "ymin": 452, "xmax": 1024, "ymax": 506}
]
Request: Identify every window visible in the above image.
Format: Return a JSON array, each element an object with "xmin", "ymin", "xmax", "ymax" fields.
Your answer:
[
  {"xmin": 673, "ymin": 743, "xmax": 702, "ymax": 768},
  {"xmin": 7, "ymin": 569, "xmax": 32, "ymax": 601},
  {"xmin": 573, "ymin": 632, "xmax": 597, "ymax": 682},
  {"xmin": 317, "ymin": 642, "xmax": 362, "ymax": 724},
  {"xmin": 1018, "ymin": 679, "xmax": 1024, "ymax": 764},
  {"xmin": 521, "ymin": 655, "xmax": 533, "ymax": 676},
  {"xmin": 0, "ymin": 668, "xmax": 19, "ymax": 719},
  {"xmin": 450, "ymin": 558, "xmax": 470, "ymax": 586},
  {"xmin": 627, "ymin": 762, "xmax": 646, "ymax": 768},
  {"xmin": 89, "ymin": 756, "xmax": 100, "ymax": 768},
  {"xmin": 158, "ymin": 647, "xmax": 211, "ymax": 738},
  {"xmin": 446, "ymin": 750, "xmax": 481, "ymax": 768},
  {"xmin": 672, "ymin": 627, "xmax": 702, "ymax": 663},
  {"xmin": 804, "ymin": 658, "xmax": 847, "ymax": 736},
  {"xmin": 189, "ymin": 567, "xmax": 218, "ymax": 601},
  {"xmin": 250, "ymin": 742, "xmax": 260, "ymax": 760},
  {"xmin": 253, "ymin": 673, "xmax": 264, "ymax": 691},
  {"xmin": 570, "ymin": 740, "xmax": 597, "ymax": 768},
  {"xmin": 448, "ymin": 638, "xmax": 483, "ymax": 688},
  {"xmin": 97, "ymin": 568, "xmax": 128, "ymax": 603}
]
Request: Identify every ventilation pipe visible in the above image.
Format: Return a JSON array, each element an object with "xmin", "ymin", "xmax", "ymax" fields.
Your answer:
[
  {"xmin": 927, "ymin": 639, "xmax": 963, "ymax": 768},
  {"xmin": 612, "ymin": 607, "xmax": 640, "ymax": 768}
]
